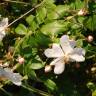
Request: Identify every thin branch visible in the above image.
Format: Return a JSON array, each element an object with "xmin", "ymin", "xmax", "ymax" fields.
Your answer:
[
  {"xmin": 22, "ymin": 84, "xmax": 53, "ymax": 96},
  {"xmin": 7, "ymin": 0, "xmax": 45, "ymax": 28},
  {"xmin": 4, "ymin": 0, "xmax": 31, "ymax": 5},
  {"xmin": 0, "ymin": 3, "xmax": 5, "ymax": 5}
]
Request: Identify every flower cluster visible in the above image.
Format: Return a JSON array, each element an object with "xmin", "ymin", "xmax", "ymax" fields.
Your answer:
[{"xmin": 44, "ymin": 35, "xmax": 85, "ymax": 74}]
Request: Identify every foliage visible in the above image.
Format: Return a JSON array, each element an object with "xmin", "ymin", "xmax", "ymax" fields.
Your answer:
[{"xmin": 0, "ymin": 0, "xmax": 96, "ymax": 96}]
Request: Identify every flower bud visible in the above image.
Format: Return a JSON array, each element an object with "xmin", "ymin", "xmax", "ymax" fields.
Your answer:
[
  {"xmin": 91, "ymin": 67, "xmax": 96, "ymax": 72},
  {"xmin": 78, "ymin": 9, "xmax": 84, "ymax": 16},
  {"xmin": 87, "ymin": 35, "xmax": 93, "ymax": 42},
  {"xmin": 18, "ymin": 56, "xmax": 24, "ymax": 64},
  {"xmin": 44, "ymin": 65, "xmax": 52, "ymax": 73},
  {"xmin": 78, "ymin": 9, "xmax": 88, "ymax": 16}
]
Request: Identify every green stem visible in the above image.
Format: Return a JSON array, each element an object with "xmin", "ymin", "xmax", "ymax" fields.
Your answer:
[
  {"xmin": 0, "ymin": 88, "xmax": 12, "ymax": 96},
  {"xmin": 86, "ymin": 55, "xmax": 96, "ymax": 59},
  {"xmin": 4, "ymin": 0, "xmax": 30, "ymax": 5},
  {"xmin": 87, "ymin": 50, "xmax": 96, "ymax": 54},
  {"xmin": 84, "ymin": 0, "xmax": 89, "ymax": 9},
  {"xmin": 22, "ymin": 84, "xmax": 53, "ymax": 96}
]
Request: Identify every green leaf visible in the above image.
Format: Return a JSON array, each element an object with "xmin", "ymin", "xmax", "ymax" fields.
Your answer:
[
  {"xmin": 77, "ymin": 17, "xmax": 85, "ymax": 24},
  {"xmin": 41, "ymin": 21, "xmax": 70, "ymax": 35},
  {"xmin": 44, "ymin": 0, "xmax": 55, "ymax": 4},
  {"xmin": 92, "ymin": 90, "xmax": 96, "ymax": 96},
  {"xmin": 27, "ymin": 36, "xmax": 38, "ymax": 47},
  {"xmin": 35, "ymin": 32, "xmax": 52, "ymax": 47},
  {"xmin": 84, "ymin": 15, "xmax": 96, "ymax": 31},
  {"xmin": 25, "ymin": 61, "xmax": 37, "ymax": 79},
  {"xmin": 26, "ymin": 15, "xmax": 34, "ymax": 25},
  {"xmin": 30, "ymin": 60, "xmax": 44, "ymax": 70},
  {"xmin": 44, "ymin": 79, "xmax": 57, "ymax": 91},
  {"xmin": 36, "ymin": 7, "xmax": 47, "ymax": 24},
  {"xmin": 44, "ymin": 0, "xmax": 56, "ymax": 11},
  {"xmin": 28, "ymin": 69, "xmax": 37, "ymax": 80},
  {"xmin": 76, "ymin": 39, "xmax": 83, "ymax": 47},
  {"xmin": 21, "ymin": 46, "xmax": 32, "ymax": 58},
  {"xmin": 70, "ymin": 0, "xmax": 84, "ymax": 10},
  {"xmin": 30, "ymin": 0, "xmax": 37, "ymax": 6},
  {"xmin": 21, "ymin": 35, "xmax": 38, "ymax": 49},
  {"xmin": 26, "ymin": 15, "xmax": 38, "ymax": 31},
  {"xmin": 47, "ymin": 5, "xmax": 69, "ymax": 20},
  {"xmin": 15, "ymin": 24, "xmax": 27, "ymax": 35}
]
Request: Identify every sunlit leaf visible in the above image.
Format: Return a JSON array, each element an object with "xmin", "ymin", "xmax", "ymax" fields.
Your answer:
[
  {"xmin": 26, "ymin": 15, "xmax": 38, "ymax": 31},
  {"xmin": 41, "ymin": 21, "xmax": 70, "ymax": 35},
  {"xmin": 47, "ymin": 5, "xmax": 69, "ymax": 20},
  {"xmin": 15, "ymin": 24, "xmax": 27, "ymax": 35},
  {"xmin": 44, "ymin": 79, "xmax": 57, "ymax": 91},
  {"xmin": 76, "ymin": 39, "xmax": 83, "ymax": 47},
  {"xmin": 30, "ymin": 59, "xmax": 44, "ymax": 70},
  {"xmin": 36, "ymin": 7, "xmax": 47, "ymax": 24}
]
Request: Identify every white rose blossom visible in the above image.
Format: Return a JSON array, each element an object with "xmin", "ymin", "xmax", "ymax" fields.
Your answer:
[
  {"xmin": 44, "ymin": 35, "xmax": 85, "ymax": 74},
  {"xmin": 0, "ymin": 18, "xmax": 8, "ymax": 41}
]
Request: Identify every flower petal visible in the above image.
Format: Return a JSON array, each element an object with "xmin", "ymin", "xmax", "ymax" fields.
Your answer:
[
  {"xmin": 0, "ymin": 30, "xmax": 6, "ymax": 41},
  {"xmin": 0, "ymin": 18, "xmax": 8, "ymax": 27},
  {"xmin": 50, "ymin": 57, "xmax": 63, "ymax": 65},
  {"xmin": 69, "ymin": 40, "xmax": 76, "ymax": 48},
  {"xmin": 0, "ymin": 67, "xmax": 4, "ymax": 76},
  {"xmin": 9, "ymin": 73, "xmax": 22, "ymax": 86},
  {"xmin": 73, "ymin": 48, "xmax": 85, "ymax": 56},
  {"xmin": 60, "ymin": 35, "xmax": 73, "ymax": 54},
  {"xmin": 69, "ymin": 54, "xmax": 85, "ymax": 62},
  {"xmin": 0, "ymin": 18, "xmax": 8, "ymax": 41},
  {"xmin": 54, "ymin": 58, "xmax": 65, "ymax": 74},
  {"xmin": 4, "ymin": 68, "xmax": 22, "ymax": 86},
  {"xmin": 44, "ymin": 44, "xmax": 64, "ymax": 58}
]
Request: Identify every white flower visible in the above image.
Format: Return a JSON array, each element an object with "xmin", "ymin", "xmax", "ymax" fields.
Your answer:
[
  {"xmin": 0, "ymin": 18, "xmax": 8, "ymax": 41},
  {"xmin": 44, "ymin": 35, "xmax": 85, "ymax": 74},
  {"xmin": 0, "ymin": 67, "xmax": 22, "ymax": 86}
]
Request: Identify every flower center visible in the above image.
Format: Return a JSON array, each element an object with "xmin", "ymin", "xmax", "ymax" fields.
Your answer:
[{"xmin": 64, "ymin": 54, "xmax": 69, "ymax": 63}]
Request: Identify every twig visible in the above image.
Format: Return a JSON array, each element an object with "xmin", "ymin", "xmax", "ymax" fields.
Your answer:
[
  {"xmin": 22, "ymin": 84, "xmax": 53, "ymax": 96},
  {"xmin": 86, "ymin": 55, "xmax": 96, "ymax": 59},
  {"xmin": 5, "ymin": 0, "xmax": 45, "ymax": 28},
  {"xmin": 4, "ymin": 0, "xmax": 31, "ymax": 5},
  {"xmin": 0, "ymin": 3, "xmax": 5, "ymax": 5}
]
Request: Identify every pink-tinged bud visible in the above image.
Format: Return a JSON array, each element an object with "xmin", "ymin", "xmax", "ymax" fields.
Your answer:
[
  {"xmin": 18, "ymin": 56, "xmax": 24, "ymax": 64},
  {"xmin": 78, "ymin": 9, "xmax": 84, "ymax": 16},
  {"xmin": 78, "ymin": 9, "xmax": 88, "ymax": 16},
  {"xmin": 87, "ymin": 35, "xmax": 93, "ymax": 42},
  {"xmin": 44, "ymin": 65, "xmax": 52, "ymax": 73}
]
